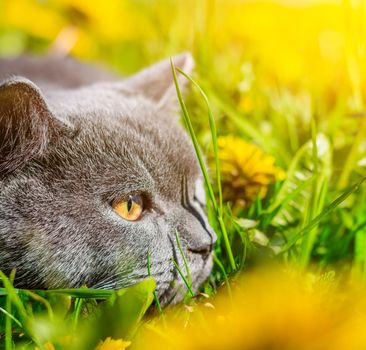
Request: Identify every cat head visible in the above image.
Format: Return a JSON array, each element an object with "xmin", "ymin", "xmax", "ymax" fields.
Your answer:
[{"xmin": 0, "ymin": 54, "xmax": 216, "ymax": 305}]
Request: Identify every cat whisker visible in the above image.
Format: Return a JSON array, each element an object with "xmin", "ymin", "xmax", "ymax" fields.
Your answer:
[
  {"xmin": 93, "ymin": 281, "xmax": 116, "ymax": 290},
  {"xmin": 90, "ymin": 267, "xmax": 166, "ymax": 289},
  {"xmin": 92, "ymin": 270, "xmax": 171, "ymax": 290}
]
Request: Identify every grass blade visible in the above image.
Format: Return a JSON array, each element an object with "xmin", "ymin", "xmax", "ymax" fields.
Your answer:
[
  {"xmin": 170, "ymin": 58, "xmax": 217, "ymax": 213},
  {"xmin": 171, "ymin": 60, "xmax": 236, "ymax": 271},
  {"xmin": 280, "ymin": 178, "xmax": 365, "ymax": 253},
  {"xmin": 176, "ymin": 68, "xmax": 223, "ymax": 216},
  {"xmin": 5, "ymin": 270, "xmax": 15, "ymax": 350},
  {"xmin": 43, "ymin": 288, "xmax": 113, "ymax": 298},
  {"xmin": 175, "ymin": 230, "xmax": 192, "ymax": 287},
  {"xmin": 72, "ymin": 298, "xmax": 84, "ymax": 331},
  {"xmin": 0, "ymin": 306, "xmax": 22, "ymax": 328},
  {"xmin": 23, "ymin": 290, "xmax": 54, "ymax": 320},
  {"xmin": 0, "ymin": 271, "xmax": 42, "ymax": 348},
  {"xmin": 147, "ymin": 252, "xmax": 163, "ymax": 314},
  {"xmin": 171, "ymin": 259, "xmax": 194, "ymax": 297},
  {"xmin": 0, "ymin": 271, "xmax": 28, "ymax": 324},
  {"xmin": 213, "ymin": 255, "xmax": 232, "ymax": 301},
  {"xmin": 354, "ymin": 226, "xmax": 366, "ymax": 280}
]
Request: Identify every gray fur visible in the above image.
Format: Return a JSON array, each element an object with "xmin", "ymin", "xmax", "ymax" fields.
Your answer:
[{"xmin": 0, "ymin": 54, "xmax": 216, "ymax": 305}]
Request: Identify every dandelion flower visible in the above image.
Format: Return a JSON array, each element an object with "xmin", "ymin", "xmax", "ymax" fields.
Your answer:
[
  {"xmin": 216, "ymin": 135, "xmax": 285, "ymax": 206},
  {"xmin": 95, "ymin": 337, "xmax": 131, "ymax": 350}
]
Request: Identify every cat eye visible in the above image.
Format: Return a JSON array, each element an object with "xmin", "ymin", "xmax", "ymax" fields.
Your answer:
[{"xmin": 112, "ymin": 194, "xmax": 143, "ymax": 221}]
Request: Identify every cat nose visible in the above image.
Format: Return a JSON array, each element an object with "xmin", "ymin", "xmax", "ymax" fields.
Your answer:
[
  {"xmin": 188, "ymin": 242, "xmax": 215, "ymax": 256},
  {"xmin": 188, "ymin": 228, "xmax": 217, "ymax": 257},
  {"xmin": 176, "ymin": 203, "xmax": 217, "ymax": 257}
]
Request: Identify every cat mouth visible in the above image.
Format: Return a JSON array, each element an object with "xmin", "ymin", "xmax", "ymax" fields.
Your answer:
[
  {"xmin": 157, "ymin": 252, "xmax": 214, "ymax": 306},
  {"xmin": 91, "ymin": 252, "xmax": 214, "ymax": 308}
]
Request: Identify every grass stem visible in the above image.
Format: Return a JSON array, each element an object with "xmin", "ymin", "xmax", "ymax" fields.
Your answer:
[
  {"xmin": 175, "ymin": 230, "xmax": 192, "ymax": 287},
  {"xmin": 171, "ymin": 259, "xmax": 194, "ymax": 297},
  {"xmin": 5, "ymin": 270, "xmax": 15, "ymax": 350},
  {"xmin": 147, "ymin": 252, "xmax": 163, "ymax": 313},
  {"xmin": 172, "ymin": 61, "xmax": 236, "ymax": 271}
]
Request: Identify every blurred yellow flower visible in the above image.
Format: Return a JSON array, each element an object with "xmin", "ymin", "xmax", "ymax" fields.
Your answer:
[
  {"xmin": 136, "ymin": 268, "xmax": 366, "ymax": 350},
  {"xmin": 1, "ymin": 0, "xmax": 365, "ymax": 93},
  {"xmin": 217, "ymin": 135, "xmax": 285, "ymax": 206},
  {"xmin": 95, "ymin": 337, "xmax": 131, "ymax": 350}
]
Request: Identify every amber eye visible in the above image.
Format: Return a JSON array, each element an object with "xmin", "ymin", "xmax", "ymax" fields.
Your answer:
[{"xmin": 112, "ymin": 195, "xmax": 143, "ymax": 221}]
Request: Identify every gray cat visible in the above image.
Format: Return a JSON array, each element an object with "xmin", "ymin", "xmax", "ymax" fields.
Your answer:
[{"xmin": 0, "ymin": 53, "xmax": 216, "ymax": 305}]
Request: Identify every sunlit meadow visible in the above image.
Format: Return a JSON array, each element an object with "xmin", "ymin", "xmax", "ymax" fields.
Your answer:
[{"xmin": 1, "ymin": 0, "xmax": 366, "ymax": 349}]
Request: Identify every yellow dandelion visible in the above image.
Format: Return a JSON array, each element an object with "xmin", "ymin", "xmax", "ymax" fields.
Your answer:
[
  {"xmin": 95, "ymin": 337, "xmax": 131, "ymax": 350},
  {"xmin": 216, "ymin": 135, "xmax": 285, "ymax": 207}
]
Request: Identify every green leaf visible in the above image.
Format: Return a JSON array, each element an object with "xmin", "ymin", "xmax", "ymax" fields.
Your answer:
[{"xmin": 79, "ymin": 278, "xmax": 156, "ymax": 349}]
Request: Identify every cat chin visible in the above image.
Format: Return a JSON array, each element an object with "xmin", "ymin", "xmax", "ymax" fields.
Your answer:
[{"xmin": 157, "ymin": 253, "xmax": 214, "ymax": 307}]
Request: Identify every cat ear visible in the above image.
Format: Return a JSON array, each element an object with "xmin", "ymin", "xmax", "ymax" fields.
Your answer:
[
  {"xmin": 0, "ymin": 77, "xmax": 59, "ymax": 175},
  {"xmin": 122, "ymin": 52, "xmax": 194, "ymax": 112}
]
